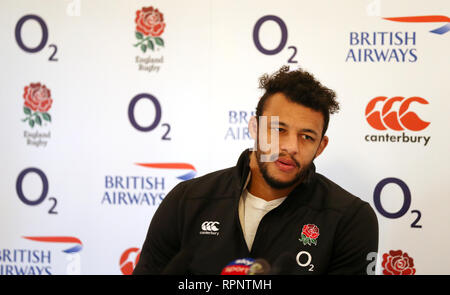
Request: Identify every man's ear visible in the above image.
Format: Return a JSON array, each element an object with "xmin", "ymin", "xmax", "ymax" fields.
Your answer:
[
  {"xmin": 249, "ymin": 116, "xmax": 258, "ymax": 140},
  {"xmin": 315, "ymin": 135, "xmax": 329, "ymax": 158}
]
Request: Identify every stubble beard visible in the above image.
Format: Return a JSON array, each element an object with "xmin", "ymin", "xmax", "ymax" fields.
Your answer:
[{"xmin": 254, "ymin": 148, "xmax": 312, "ymax": 190}]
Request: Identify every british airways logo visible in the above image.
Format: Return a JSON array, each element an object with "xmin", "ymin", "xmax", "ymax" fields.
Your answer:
[
  {"xmin": 135, "ymin": 162, "xmax": 197, "ymax": 181},
  {"xmin": 224, "ymin": 110, "xmax": 254, "ymax": 141},
  {"xmin": 102, "ymin": 162, "xmax": 196, "ymax": 206},
  {"xmin": 23, "ymin": 236, "xmax": 83, "ymax": 253},
  {"xmin": 383, "ymin": 15, "xmax": 450, "ymax": 35},
  {"xmin": 345, "ymin": 14, "xmax": 449, "ymax": 63},
  {"xmin": 0, "ymin": 236, "xmax": 83, "ymax": 275}
]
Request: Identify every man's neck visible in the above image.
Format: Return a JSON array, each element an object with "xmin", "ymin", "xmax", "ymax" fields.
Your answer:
[{"xmin": 247, "ymin": 152, "xmax": 297, "ymax": 202}]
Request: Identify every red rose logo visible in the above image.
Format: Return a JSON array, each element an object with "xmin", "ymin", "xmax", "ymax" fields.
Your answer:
[
  {"xmin": 136, "ymin": 6, "xmax": 165, "ymax": 37},
  {"xmin": 134, "ymin": 6, "xmax": 165, "ymax": 53},
  {"xmin": 382, "ymin": 250, "xmax": 416, "ymax": 275},
  {"xmin": 299, "ymin": 224, "xmax": 319, "ymax": 246},
  {"xmin": 24, "ymin": 83, "xmax": 52, "ymax": 112},
  {"xmin": 303, "ymin": 224, "xmax": 320, "ymax": 239},
  {"xmin": 22, "ymin": 83, "xmax": 52, "ymax": 128}
]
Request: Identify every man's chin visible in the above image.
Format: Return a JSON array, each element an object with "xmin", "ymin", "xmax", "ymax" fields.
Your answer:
[
  {"xmin": 255, "ymin": 151, "xmax": 307, "ymax": 190},
  {"xmin": 261, "ymin": 173, "xmax": 301, "ymax": 190}
]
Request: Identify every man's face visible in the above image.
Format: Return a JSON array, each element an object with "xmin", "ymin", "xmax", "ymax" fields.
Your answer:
[{"xmin": 250, "ymin": 92, "xmax": 328, "ymax": 189}]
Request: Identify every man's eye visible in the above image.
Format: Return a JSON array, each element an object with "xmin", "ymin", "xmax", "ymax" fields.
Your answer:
[
  {"xmin": 302, "ymin": 134, "xmax": 314, "ymax": 141},
  {"xmin": 271, "ymin": 127, "xmax": 284, "ymax": 132}
]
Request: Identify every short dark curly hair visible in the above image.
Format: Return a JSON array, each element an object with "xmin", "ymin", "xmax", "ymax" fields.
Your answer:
[{"xmin": 256, "ymin": 66, "xmax": 339, "ymax": 136}]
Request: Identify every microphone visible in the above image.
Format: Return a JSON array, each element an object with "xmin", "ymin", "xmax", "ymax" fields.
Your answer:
[
  {"xmin": 221, "ymin": 258, "xmax": 254, "ymax": 275},
  {"xmin": 248, "ymin": 259, "xmax": 271, "ymax": 275},
  {"xmin": 269, "ymin": 252, "xmax": 296, "ymax": 275},
  {"xmin": 220, "ymin": 252, "xmax": 295, "ymax": 275},
  {"xmin": 220, "ymin": 258, "xmax": 271, "ymax": 275},
  {"xmin": 162, "ymin": 247, "xmax": 195, "ymax": 275}
]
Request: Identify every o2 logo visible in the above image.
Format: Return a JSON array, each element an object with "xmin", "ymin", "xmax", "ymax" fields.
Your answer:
[
  {"xmin": 253, "ymin": 15, "xmax": 298, "ymax": 64},
  {"xmin": 15, "ymin": 14, "xmax": 58, "ymax": 61},
  {"xmin": 296, "ymin": 251, "xmax": 314, "ymax": 272},
  {"xmin": 16, "ymin": 167, "xmax": 58, "ymax": 214},
  {"xmin": 128, "ymin": 93, "xmax": 171, "ymax": 140},
  {"xmin": 373, "ymin": 177, "xmax": 422, "ymax": 228}
]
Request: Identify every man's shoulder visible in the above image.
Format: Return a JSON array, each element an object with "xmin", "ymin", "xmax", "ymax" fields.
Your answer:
[
  {"xmin": 310, "ymin": 172, "xmax": 372, "ymax": 215},
  {"xmin": 170, "ymin": 165, "xmax": 238, "ymax": 200}
]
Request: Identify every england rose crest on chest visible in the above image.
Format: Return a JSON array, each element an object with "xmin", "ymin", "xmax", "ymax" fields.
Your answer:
[{"xmin": 299, "ymin": 224, "xmax": 319, "ymax": 246}]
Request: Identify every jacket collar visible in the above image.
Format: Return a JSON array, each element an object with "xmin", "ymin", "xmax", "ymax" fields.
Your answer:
[{"xmin": 234, "ymin": 149, "xmax": 252, "ymax": 194}]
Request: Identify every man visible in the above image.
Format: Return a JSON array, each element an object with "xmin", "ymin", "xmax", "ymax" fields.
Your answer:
[{"xmin": 133, "ymin": 66, "xmax": 378, "ymax": 275}]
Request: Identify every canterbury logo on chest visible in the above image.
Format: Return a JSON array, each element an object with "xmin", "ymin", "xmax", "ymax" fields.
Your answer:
[{"xmin": 200, "ymin": 221, "xmax": 220, "ymax": 236}]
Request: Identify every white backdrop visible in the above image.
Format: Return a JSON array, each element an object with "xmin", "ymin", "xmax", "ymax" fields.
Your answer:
[{"xmin": 1, "ymin": 0, "xmax": 449, "ymax": 275}]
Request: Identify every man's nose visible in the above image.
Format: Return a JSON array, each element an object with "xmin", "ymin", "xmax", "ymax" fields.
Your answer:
[{"xmin": 280, "ymin": 132, "xmax": 299, "ymax": 155}]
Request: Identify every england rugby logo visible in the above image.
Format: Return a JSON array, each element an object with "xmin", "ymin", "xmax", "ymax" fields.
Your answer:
[
  {"xmin": 299, "ymin": 224, "xmax": 319, "ymax": 246},
  {"xmin": 22, "ymin": 83, "xmax": 52, "ymax": 128},
  {"xmin": 134, "ymin": 6, "xmax": 165, "ymax": 53}
]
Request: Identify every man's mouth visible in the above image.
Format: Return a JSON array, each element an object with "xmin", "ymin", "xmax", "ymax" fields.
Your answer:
[{"xmin": 275, "ymin": 157, "xmax": 298, "ymax": 172}]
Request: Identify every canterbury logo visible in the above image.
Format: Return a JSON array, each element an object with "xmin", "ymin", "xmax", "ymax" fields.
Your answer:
[
  {"xmin": 201, "ymin": 221, "xmax": 220, "ymax": 232},
  {"xmin": 365, "ymin": 96, "xmax": 430, "ymax": 131}
]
